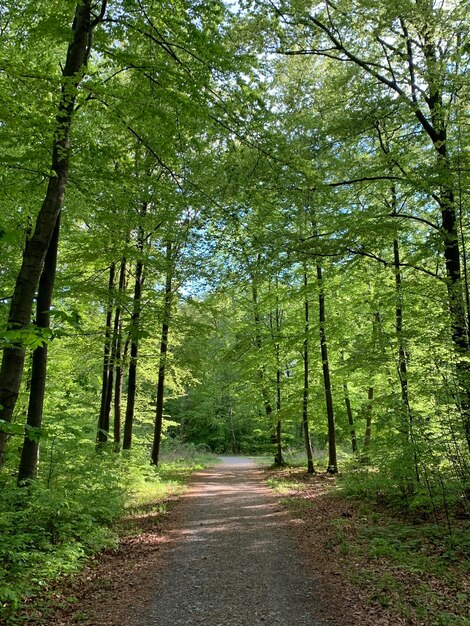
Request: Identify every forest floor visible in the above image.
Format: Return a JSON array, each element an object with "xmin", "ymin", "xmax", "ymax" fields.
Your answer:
[{"xmin": 18, "ymin": 457, "xmax": 470, "ymax": 626}]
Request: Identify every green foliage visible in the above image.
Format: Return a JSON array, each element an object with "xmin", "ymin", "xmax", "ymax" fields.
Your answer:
[
  {"xmin": 0, "ymin": 443, "xmax": 215, "ymax": 622},
  {"xmin": 0, "ymin": 454, "xmax": 123, "ymax": 618},
  {"xmin": 353, "ymin": 510, "xmax": 470, "ymax": 624},
  {"xmin": 0, "ymin": 327, "xmax": 52, "ymax": 350},
  {"xmin": 0, "ymin": 0, "xmax": 470, "ymax": 621}
]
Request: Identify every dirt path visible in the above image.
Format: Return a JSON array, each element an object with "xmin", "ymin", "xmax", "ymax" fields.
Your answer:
[{"xmin": 128, "ymin": 457, "xmax": 326, "ymax": 626}]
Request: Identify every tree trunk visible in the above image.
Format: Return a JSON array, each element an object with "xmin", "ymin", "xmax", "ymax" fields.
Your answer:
[
  {"xmin": 317, "ymin": 263, "xmax": 338, "ymax": 474},
  {"xmin": 394, "ymin": 239, "xmax": 411, "ymax": 429},
  {"xmin": 0, "ymin": 0, "xmax": 97, "ymax": 466},
  {"xmin": 228, "ymin": 404, "xmax": 237, "ymax": 453},
  {"xmin": 251, "ymin": 278, "xmax": 275, "ymax": 441},
  {"xmin": 122, "ymin": 261, "xmax": 144, "ymax": 450},
  {"xmin": 393, "ymin": 237, "xmax": 420, "ymax": 481},
  {"xmin": 302, "ymin": 268, "xmax": 315, "ymax": 473},
  {"xmin": 343, "ymin": 381, "xmax": 358, "ymax": 455},
  {"xmin": 341, "ymin": 352, "xmax": 358, "ymax": 456},
  {"xmin": 151, "ymin": 242, "xmax": 173, "ymax": 466},
  {"xmin": 96, "ymin": 263, "xmax": 115, "ymax": 447},
  {"xmin": 123, "ymin": 203, "xmax": 147, "ymax": 451},
  {"xmin": 112, "ymin": 259, "xmax": 127, "ymax": 450},
  {"xmin": 274, "ymin": 365, "xmax": 284, "ymax": 466},
  {"xmin": 363, "ymin": 386, "xmax": 374, "ymax": 455},
  {"xmin": 114, "ymin": 335, "xmax": 128, "ymax": 451},
  {"xmin": 17, "ymin": 215, "xmax": 61, "ymax": 484},
  {"xmin": 273, "ymin": 298, "xmax": 285, "ymax": 467}
]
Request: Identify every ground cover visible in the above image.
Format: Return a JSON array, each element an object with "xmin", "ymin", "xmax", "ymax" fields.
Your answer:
[
  {"xmin": 266, "ymin": 466, "xmax": 470, "ymax": 626},
  {"xmin": 0, "ymin": 446, "xmax": 216, "ymax": 625}
]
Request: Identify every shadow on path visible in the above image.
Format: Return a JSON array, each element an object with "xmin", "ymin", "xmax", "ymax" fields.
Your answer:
[{"xmin": 132, "ymin": 457, "xmax": 326, "ymax": 626}]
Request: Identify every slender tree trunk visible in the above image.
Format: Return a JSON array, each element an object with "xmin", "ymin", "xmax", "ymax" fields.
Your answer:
[
  {"xmin": 302, "ymin": 268, "xmax": 315, "ymax": 473},
  {"xmin": 96, "ymin": 263, "xmax": 115, "ymax": 447},
  {"xmin": 363, "ymin": 386, "xmax": 374, "ymax": 454},
  {"xmin": 274, "ymin": 363, "xmax": 284, "ymax": 466},
  {"xmin": 394, "ymin": 239, "xmax": 411, "ymax": 429},
  {"xmin": 151, "ymin": 242, "xmax": 173, "ymax": 466},
  {"xmin": 273, "ymin": 296, "xmax": 285, "ymax": 467},
  {"xmin": 123, "ymin": 203, "xmax": 147, "ymax": 451},
  {"xmin": 251, "ymin": 278, "xmax": 274, "ymax": 431},
  {"xmin": 316, "ymin": 263, "xmax": 337, "ymax": 474},
  {"xmin": 114, "ymin": 335, "xmax": 129, "ymax": 451},
  {"xmin": 122, "ymin": 262, "xmax": 143, "ymax": 450},
  {"xmin": 114, "ymin": 343, "xmax": 123, "ymax": 450},
  {"xmin": 122, "ymin": 261, "xmax": 144, "ymax": 450},
  {"xmin": 0, "ymin": 1, "xmax": 98, "ymax": 465},
  {"xmin": 112, "ymin": 259, "xmax": 126, "ymax": 450},
  {"xmin": 343, "ymin": 381, "xmax": 358, "ymax": 455},
  {"xmin": 17, "ymin": 215, "xmax": 61, "ymax": 484},
  {"xmin": 341, "ymin": 352, "xmax": 358, "ymax": 456},
  {"xmin": 393, "ymin": 238, "xmax": 420, "ymax": 481},
  {"xmin": 228, "ymin": 404, "xmax": 237, "ymax": 454}
]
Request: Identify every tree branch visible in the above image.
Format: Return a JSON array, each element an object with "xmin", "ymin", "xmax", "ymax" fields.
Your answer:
[
  {"xmin": 346, "ymin": 247, "xmax": 440, "ymax": 278},
  {"xmin": 303, "ymin": 12, "xmax": 439, "ymax": 142}
]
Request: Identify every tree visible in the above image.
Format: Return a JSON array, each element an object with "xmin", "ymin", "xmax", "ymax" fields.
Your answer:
[
  {"xmin": 302, "ymin": 265, "xmax": 315, "ymax": 472},
  {"xmin": 0, "ymin": 0, "xmax": 106, "ymax": 464},
  {"xmin": 267, "ymin": 0, "xmax": 470, "ymax": 449},
  {"xmin": 151, "ymin": 240, "xmax": 175, "ymax": 466},
  {"xmin": 17, "ymin": 215, "xmax": 61, "ymax": 484}
]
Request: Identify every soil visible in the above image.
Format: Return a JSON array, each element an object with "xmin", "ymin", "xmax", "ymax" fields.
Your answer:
[{"xmin": 27, "ymin": 457, "xmax": 419, "ymax": 626}]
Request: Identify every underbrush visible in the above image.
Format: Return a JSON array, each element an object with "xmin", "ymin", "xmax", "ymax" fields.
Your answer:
[
  {"xmin": 0, "ymin": 442, "xmax": 215, "ymax": 623},
  {"xmin": 266, "ymin": 463, "xmax": 470, "ymax": 626}
]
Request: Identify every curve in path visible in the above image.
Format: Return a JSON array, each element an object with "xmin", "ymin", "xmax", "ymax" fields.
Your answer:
[{"xmin": 133, "ymin": 456, "xmax": 326, "ymax": 626}]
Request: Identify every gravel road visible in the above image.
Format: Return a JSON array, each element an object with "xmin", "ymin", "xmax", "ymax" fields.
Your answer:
[{"xmin": 132, "ymin": 456, "xmax": 326, "ymax": 626}]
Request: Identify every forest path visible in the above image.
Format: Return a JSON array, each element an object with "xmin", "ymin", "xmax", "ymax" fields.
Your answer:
[{"xmin": 131, "ymin": 456, "xmax": 326, "ymax": 626}]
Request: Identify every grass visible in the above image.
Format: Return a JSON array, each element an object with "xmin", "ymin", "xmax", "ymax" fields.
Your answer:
[{"xmin": 266, "ymin": 476, "xmax": 309, "ymax": 493}]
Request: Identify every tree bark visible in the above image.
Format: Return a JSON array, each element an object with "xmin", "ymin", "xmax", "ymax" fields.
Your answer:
[
  {"xmin": 362, "ymin": 386, "xmax": 374, "ymax": 455},
  {"xmin": 96, "ymin": 263, "xmax": 115, "ymax": 447},
  {"xmin": 0, "ymin": 0, "xmax": 98, "ymax": 465},
  {"xmin": 112, "ymin": 258, "xmax": 127, "ymax": 449},
  {"xmin": 251, "ymin": 278, "xmax": 275, "ymax": 441},
  {"xmin": 274, "ymin": 365, "xmax": 284, "ymax": 466},
  {"xmin": 341, "ymin": 352, "xmax": 358, "ymax": 456},
  {"xmin": 17, "ymin": 215, "xmax": 61, "ymax": 484},
  {"xmin": 393, "ymin": 239, "xmax": 412, "ymax": 429},
  {"xmin": 302, "ymin": 268, "xmax": 315, "ymax": 473},
  {"xmin": 228, "ymin": 403, "xmax": 237, "ymax": 453},
  {"xmin": 393, "ymin": 237, "xmax": 420, "ymax": 481},
  {"xmin": 151, "ymin": 242, "xmax": 173, "ymax": 466},
  {"xmin": 114, "ymin": 334, "xmax": 128, "ymax": 451},
  {"xmin": 123, "ymin": 203, "xmax": 147, "ymax": 451},
  {"xmin": 316, "ymin": 263, "xmax": 338, "ymax": 474},
  {"xmin": 272, "ymin": 295, "xmax": 285, "ymax": 467}
]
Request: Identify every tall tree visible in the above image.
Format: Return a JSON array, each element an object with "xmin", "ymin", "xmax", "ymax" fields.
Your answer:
[
  {"xmin": 0, "ymin": 0, "xmax": 106, "ymax": 464},
  {"xmin": 111, "ymin": 258, "xmax": 127, "ymax": 448},
  {"xmin": 97, "ymin": 263, "xmax": 116, "ymax": 447},
  {"xmin": 151, "ymin": 241, "xmax": 175, "ymax": 466},
  {"xmin": 122, "ymin": 195, "xmax": 151, "ymax": 451},
  {"xmin": 17, "ymin": 215, "xmax": 61, "ymax": 484},
  {"xmin": 317, "ymin": 262, "xmax": 338, "ymax": 473},
  {"xmin": 302, "ymin": 266, "xmax": 315, "ymax": 472}
]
